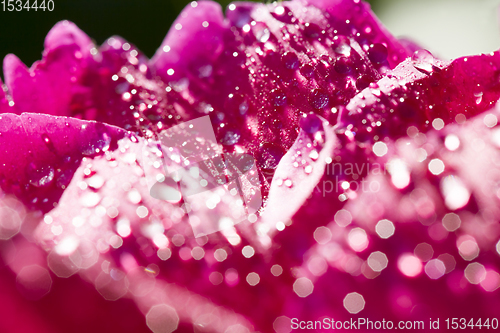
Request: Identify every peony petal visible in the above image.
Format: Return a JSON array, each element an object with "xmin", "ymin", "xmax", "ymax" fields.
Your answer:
[
  {"xmin": 260, "ymin": 113, "xmax": 336, "ymax": 234},
  {"xmin": 2, "ymin": 1, "xmax": 500, "ymax": 332},
  {"xmin": 0, "ymin": 236, "xmax": 153, "ymax": 333},
  {"xmin": 332, "ymin": 105, "xmax": 500, "ymax": 318},
  {"xmin": 35, "ymin": 134, "xmax": 258, "ymax": 331},
  {"xmin": 339, "ymin": 50, "xmax": 500, "ymax": 142},
  {"xmin": 0, "ymin": 113, "xmax": 125, "ymax": 212},
  {"xmin": 1, "ymin": 22, "xmax": 184, "ymax": 140},
  {"xmin": 302, "ymin": 0, "xmax": 412, "ymax": 67},
  {"xmin": 3, "ymin": 21, "xmax": 94, "ymax": 116},
  {"xmin": 150, "ymin": 0, "xmax": 413, "ymax": 196},
  {"xmin": 0, "ymin": 77, "xmax": 10, "ymax": 113}
]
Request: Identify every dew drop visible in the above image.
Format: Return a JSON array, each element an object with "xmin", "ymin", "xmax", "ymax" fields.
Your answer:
[
  {"xmin": 274, "ymin": 93, "xmax": 287, "ymax": 106},
  {"xmin": 309, "ymin": 89, "xmax": 329, "ymax": 110},
  {"xmin": 367, "ymin": 43, "xmax": 388, "ymax": 64},
  {"xmin": 303, "ymin": 23, "xmax": 322, "ymax": 40},
  {"xmin": 220, "ymin": 128, "xmax": 241, "ymax": 146},
  {"xmin": 308, "ymin": 150, "xmax": 319, "ymax": 161},
  {"xmin": 300, "ymin": 113, "xmax": 322, "ymax": 134},
  {"xmin": 411, "ymin": 49, "xmax": 435, "ymax": 73},
  {"xmin": 257, "ymin": 143, "xmax": 284, "ymax": 169},
  {"xmin": 254, "ymin": 24, "xmax": 270, "ymax": 43},
  {"xmin": 80, "ymin": 192, "xmax": 101, "ymax": 208},
  {"xmin": 282, "ymin": 51, "xmax": 299, "ymax": 70},
  {"xmin": 334, "ymin": 56, "xmax": 354, "ymax": 74},
  {"xmin": 27, "ymin": 163, "xmax": 55, "ymax": 187}
]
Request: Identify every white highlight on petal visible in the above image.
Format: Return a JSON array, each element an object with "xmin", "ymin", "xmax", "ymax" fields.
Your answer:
[
  {"xmin": 428, "ymin": 158, "xmax": 445, "ymax": 175},
  {"xmin": 398, "ymin": 254, "xmax": 422, "ymax": 277},
  {"xmin": 444, "ymin": 134, "xmax": 460, "ymax": 151},
  {"xmin": 440, "ymin": 176, "xmax": 470, "ymax": 210},
  {"xmin": 387, "ymin": 159, "xmax": 410, "ymax": 189},
  {"xmin": 372, "ymin": 142, "xmax": 388, "ymax": 157}
]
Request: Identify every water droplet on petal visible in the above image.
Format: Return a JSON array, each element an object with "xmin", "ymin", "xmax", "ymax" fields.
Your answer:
[
  {"xmin": 27, "ymin": 163, "xmax": 55, "ymax": 187},
  {"xmin": 367, "ymin": 43, "xmax": 388, "ymax": 64},
  {"xmin": 220, "ymin": 128, "xmax": 241, "ymax": 146},
  {"xmin": 412, "ymin": 49, "xmax": 435, "ymax": 73},
  {"xmin": 309, "ymin": 89, "xmax": 329, "ymax": 110},
  {"xmin": 253, "ymin": 23, "xmax": 270, "ymax": 43},
  {"xmin": 300, "ymin": 113, "xmax": 322, "ymax": 134},
  {"xmin": 334, "ymin": 56, "xmax": 353, "ymax": 74},
  {"xmin": 257, "ymin": 143, "xmax": 284, "ymax": 169},
  {"xmin": 282, "ymin": 51, "xmax": 300, "ymax": 70}
]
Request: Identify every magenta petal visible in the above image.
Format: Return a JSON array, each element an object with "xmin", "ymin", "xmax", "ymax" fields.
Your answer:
[
  {"xmin": 35, "ymin": 135, "xmax": 257, "ymax": 332},
  {"xmin": 335, "ymin": 106, "xmax": 500, "ymax": 319},
  {"xmin": 3, "ymin": 21, "xmax": 94, "ymax": 117},
  {"xmin": 302, "ymin": 0, "xmax": 412, "ymax": 67},
  {"xmin": 0, "ymin": 113, "xmax": 125, "ymax": 212},
  {"xmin": 261, "ymin": 114, "xmax": 336, "ymax": 231},
  {"xmin": 150, "ymin": 0, "xmax": 412, "ymax": 194},
  {"xmin": 0, "ymin": 77, "xmax": 12, "ymax": 114},
  {"xmin": 44, "ymin": 20, "xmax": 93, "ymax": 51},
  {"xmin": 340, "ymin": 51, "xmax": 500, "ymax": 142}
]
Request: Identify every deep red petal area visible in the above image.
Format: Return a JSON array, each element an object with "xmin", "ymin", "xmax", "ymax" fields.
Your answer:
[
  {"xmin": 339, "ymin": 51, "xmax": 500, "ymax": 142},
  {"xmin": 0, "ymin": 113, "xmax": 125, "ymax": 212}
]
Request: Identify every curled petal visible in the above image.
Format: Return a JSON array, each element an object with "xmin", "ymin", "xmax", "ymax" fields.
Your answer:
[
  {"xmin": 339, "ymin": 51, "xmax": 500, "ymax": 142},
  {"xmin": 3, "ymin": 21, "xmax": 94, "ymax": 116},
  {"xmin": 261, "ymin": 114, "xmax": 336, "ymax": 235}
]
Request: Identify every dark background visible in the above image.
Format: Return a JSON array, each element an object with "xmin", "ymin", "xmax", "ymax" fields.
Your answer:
[{"xmin": 0, "ymin": 0, "xmax": 380, "ymax": 80}]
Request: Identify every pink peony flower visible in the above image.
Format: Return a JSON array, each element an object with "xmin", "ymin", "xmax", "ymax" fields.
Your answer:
[{"xmin": 1, "ymin": 0, "xmax": 500, "ymax": 332}]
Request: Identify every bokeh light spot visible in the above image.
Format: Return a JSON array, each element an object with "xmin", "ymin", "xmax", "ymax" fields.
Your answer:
[
  {"xmin": 414, "ymin": 243, "xmax": 434, "ymax": 262},
  {"xmin": 314, "ymin": 226, "xmax": 332, "ymax": 244},
  {"xmin": 442, "ymin": 213, "xmax": 461, "ymax": 232},
  {"xmin": 375, "ymin": 219, "xmax": 395, "ymax": 239},
  {"xmin": 246, "ymin": 272, "xmax": 260, "ymax": 286},
  {"xmin": 398, "ymin": 254, "xmax": 422, "ymax": 277},
  {"xmin": 334, "ymin": 209, "xmax": 352, "ymax": 227},
  {"xmin": 146, "ymin": 304, "xmax": 179, "ymax": 333},
  {"xmin": 293, "ymin": 277, "xmax": 314, "ymax": 298},
  {"xmin": 424, "ymin": 259, "xmax": 446, "ymax": 279},
  {"xmin": 464, "ymin": 262, "xmax": 486, "ymax": 285},
  {"xmin": 16, "ymin": 265, "xmax": 52, "ymax": 300},
  {"xmin": 367, "ymin": 251, "xmax": 388, "ymax": 272},
  {"xmin": 348, "ymin": 228, "xmax": 368, "ymax": 252},
  {"xmin": 343, "ymin": 292, "xmax": 365, "ymax": 314}
]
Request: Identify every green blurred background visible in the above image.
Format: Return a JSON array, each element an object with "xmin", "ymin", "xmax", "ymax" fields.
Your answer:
[{"xmin": 0, "ymin": 0, "xmax": 499, "ymax": 80}]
